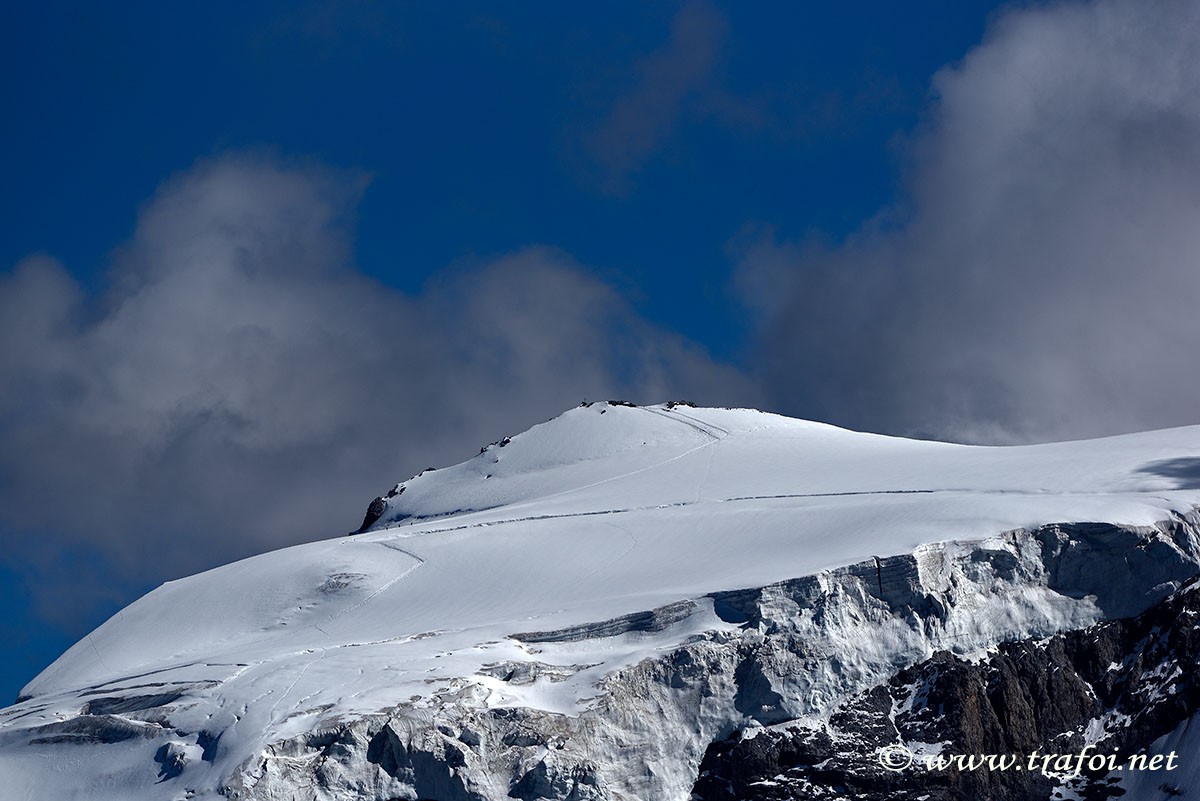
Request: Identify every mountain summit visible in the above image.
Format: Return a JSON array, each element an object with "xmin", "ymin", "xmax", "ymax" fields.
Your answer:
[{"xmin": 4, "ymin": 402, "xmax": 1200, "ymax": 800}]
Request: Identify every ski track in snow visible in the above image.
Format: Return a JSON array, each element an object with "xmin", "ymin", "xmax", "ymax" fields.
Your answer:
[
  {"xmin": 268, "ymin": 647, "xmax": 326, "ymax": 724},
  {"xmin": 373, "ymin": 486, "xmax": 1143, "ymax": 544},
  {"xmin": 320, "ymin": 542, "xmax": 426, "ymax": 626}
]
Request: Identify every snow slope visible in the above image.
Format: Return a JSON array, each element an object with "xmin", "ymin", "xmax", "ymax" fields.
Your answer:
[{"xmin": 4, "ymin": 402, "xmax": 1200, "ymax": 800}]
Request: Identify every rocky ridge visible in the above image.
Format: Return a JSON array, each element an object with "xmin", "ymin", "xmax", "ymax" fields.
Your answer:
[{"xmin": 693, "ymin": 563, "xmax": 1200, "ymax": 800}]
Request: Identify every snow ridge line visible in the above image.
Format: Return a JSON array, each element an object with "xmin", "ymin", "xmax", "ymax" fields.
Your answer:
[{"xmin": 374, "ymin": 413, "xmax": 728, "ymax": 534}]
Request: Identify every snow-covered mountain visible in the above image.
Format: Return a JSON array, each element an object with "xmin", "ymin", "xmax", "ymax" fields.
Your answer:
[{"xmin": 4, "ymin": 402, "xmax": 1200, "ymax": 800}]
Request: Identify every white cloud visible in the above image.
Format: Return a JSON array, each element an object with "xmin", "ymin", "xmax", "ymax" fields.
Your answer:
[
  {"xmin": 739, "ymin": 0, "xmax": 1200, "ymax": 442},
  {"xmin": 0, "ymin": 154, "xmax": 757, "ymax": 626}
]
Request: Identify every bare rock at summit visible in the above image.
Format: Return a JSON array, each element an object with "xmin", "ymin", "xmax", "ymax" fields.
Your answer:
[{"xmin": 355, "ymin": 496, "xmax": 387, "ymax": 533}]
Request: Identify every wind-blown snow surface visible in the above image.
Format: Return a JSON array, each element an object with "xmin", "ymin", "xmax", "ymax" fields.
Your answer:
[{"xmin": 4, "ymin": 403, "xmax": 1200, "ymax": 800}]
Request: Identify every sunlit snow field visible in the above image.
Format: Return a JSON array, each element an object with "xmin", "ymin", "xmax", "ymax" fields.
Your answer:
[{"xmin": 5, "ymin": 402, "xmax": 1200, "ymax": 798}]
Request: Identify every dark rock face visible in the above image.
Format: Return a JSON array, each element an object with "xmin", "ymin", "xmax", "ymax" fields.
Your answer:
[
  {"xmin": 355, "ymin": 496, "xmax": 389, "ymax": 534},
  {"xmin": 509, "ymin": 760, "xmax": 599, "ymax": 800},
  {"xmin": 366, "ymin": 724, "xmax": 479, "ymax": 801},
  {"xmin": 155, "ymin": 741, "xmax": 189, "ymax": 780},
  {"xmin": 353, "ymin": 485, "xmax": 408, "ymax": 534},
  {"xmin": 693, "ymin": 576, "xmax": 1200, "ymax": 801}
]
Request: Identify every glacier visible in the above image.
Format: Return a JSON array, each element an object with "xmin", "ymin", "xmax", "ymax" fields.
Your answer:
[{"xmin": 3, "ymin": 402, "xmax": 1200, "ymax": 800}]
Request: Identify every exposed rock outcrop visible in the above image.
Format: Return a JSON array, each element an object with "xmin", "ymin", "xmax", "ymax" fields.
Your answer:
[{"xmin": 693, "ymin": 571, "xmax": 1200, "ymax": 800}]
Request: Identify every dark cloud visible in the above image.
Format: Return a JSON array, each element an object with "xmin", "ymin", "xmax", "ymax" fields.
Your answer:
[
  {"xmin": 0, "ymin": 154, "xmax": 758, "ymax": 628},
  {"xmin": 739, "ymin": 0, "xmax": 1200, "ymax": 443}
]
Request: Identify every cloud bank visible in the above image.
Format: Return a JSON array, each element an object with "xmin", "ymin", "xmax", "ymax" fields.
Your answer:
[
  {"xmin": 740, "ymin": 0, "xmax": 1200, "ymax": 443},
  {"xmin": 0, "ymin": 155, "xmax": 757, "ymax": 626}
]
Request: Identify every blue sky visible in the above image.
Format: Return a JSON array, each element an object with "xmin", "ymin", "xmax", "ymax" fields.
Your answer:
[
  {"xmin": 3, "ymin": 1, "xmax": 1003, "ymax": 358},
  {"xmin": 6, "ymin": 0, "xmax": 1200, "ymax": 705}
]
